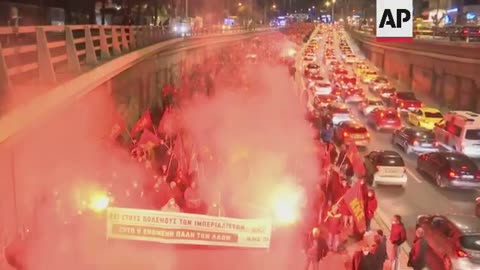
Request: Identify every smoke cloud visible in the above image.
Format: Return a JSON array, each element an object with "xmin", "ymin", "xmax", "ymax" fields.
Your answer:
[{"xmin": 4, "ymin": 31, "xmax": 318, "ymax": 270}]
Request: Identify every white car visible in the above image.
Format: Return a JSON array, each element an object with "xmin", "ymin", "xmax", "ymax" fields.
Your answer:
[
  {"xmin": 345, "ymin": 54, "xmax": 357, "ymax": 64},
  {"xmin": 360, "ymin": 99, "xmax": 385, "ymax": 115},
  {"xmin": 311, "ymin": 82, "xmax": 332, "ymax": 96},
  {"xmin": 364, "ymin": 150, "xmax": 408, "ymax": 188},
  {"xmin": 327, "ymin": 103, "xmax": 354, "ymax": 125}
]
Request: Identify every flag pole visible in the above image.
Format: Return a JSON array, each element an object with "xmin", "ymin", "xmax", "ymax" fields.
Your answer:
[
  {"xmin": 166, "ymin": 151, "xmax": 175, "ymax": 177},
  {"xmin": 126, "ymin": 129, "xmax": 135, "ymax": 145}
]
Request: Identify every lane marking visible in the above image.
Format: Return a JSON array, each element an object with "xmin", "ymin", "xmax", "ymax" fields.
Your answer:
[{"xmin": 406, "ymin": 168, "xmax": 423, "ymax": 184}]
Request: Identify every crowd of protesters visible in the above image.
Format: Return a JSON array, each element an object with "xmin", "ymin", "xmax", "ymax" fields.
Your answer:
[
  {"xmin": 4, "ymin": 22, "xmax": 426, "ymax": 270},
  {"xmin": 108, "ymin": 22, "xmax": 423, "ymax": 270},
  {"xmin": 104, "ymin": 23, "xmax": 316, "ymax": 218}
]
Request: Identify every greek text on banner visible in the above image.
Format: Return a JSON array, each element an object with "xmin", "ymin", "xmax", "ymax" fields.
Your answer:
[{"xmin": 106, "ymin": 207, "xmax": 273, "ymax": 248}]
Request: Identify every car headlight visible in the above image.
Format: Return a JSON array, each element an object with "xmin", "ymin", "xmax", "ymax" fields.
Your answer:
[
  {"xmin": 180, "ymin": 26, "xmax": 187, "ymax": 33},
  {"xmin": 173, "ymin": 26, "xmax": 178, "ymax": 32}
]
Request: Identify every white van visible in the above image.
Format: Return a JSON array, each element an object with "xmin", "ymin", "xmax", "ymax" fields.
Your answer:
[{"xmin": 433, "ymin": 111, "xmax": 480, "ymax": 158}]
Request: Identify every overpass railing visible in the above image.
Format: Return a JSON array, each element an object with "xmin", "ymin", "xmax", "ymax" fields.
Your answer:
[
  {"xmin": 348, "ymin": 28, "xmax": 480, "ymax": 61},
  {"xmin": 0, "ymin": 25, "xmax": 263, "ymax": 92}
]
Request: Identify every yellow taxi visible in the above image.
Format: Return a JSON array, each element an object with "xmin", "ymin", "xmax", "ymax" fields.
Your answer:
[
  {"xmin": 355, "ymin": 64, "xmax": 369, "ymax": 77},
  {"xmin": 407, "ymin": 107, "xmax": 444, "ymax": 130},
  {"xmin": 361, "ymin": 70, "xmax": 378, "ymax": 83}
]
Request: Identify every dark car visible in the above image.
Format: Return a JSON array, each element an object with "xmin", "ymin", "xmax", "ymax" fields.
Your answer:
[
  {"xmin": 392, "ymin": 127, "xmax": 438, "ymax": 154},
  {"xmin": 334, "ymin": 121, "xmax": 370, "ymax": 147},
  {"xmin": 367, "ymin": 107, "xmax": 402, "ymax": 131},
  {"xmin": 393, "ymin": 92, "xmax": 423, "ymax": 112},
  {"xmin": 445, "ymin": 25, "xmax": 480, "ymax": 41},
  {"xmin": 416, "ymin": 214, "xmax": 480, "ymax": 270},
  {"xmin": 304, "ymin": 63, "xmax": 321, "ymax": 76},
  {"xmin": 417, "ymin": 152, "xmax": 480, "ymax": 189},
  {"xmin": 364, "ymin": 150, "xmax": 407, "ymax": 187},
  {"xmin": 377, "ymin": 86, "xmax": 397, "ymax": 102}
]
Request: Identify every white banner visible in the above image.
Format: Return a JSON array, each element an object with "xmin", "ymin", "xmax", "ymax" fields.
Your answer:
[{"xmin": 106, "ymin": 207, "xmax": 273, "ymax": 248}]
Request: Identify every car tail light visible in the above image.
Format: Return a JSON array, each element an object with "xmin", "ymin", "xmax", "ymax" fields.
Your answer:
[
  {"xmin": 448, "ymin": 169, "xmax": 459, "ymax": 179},
  {"xmin": 457, "ymin": 249, "xmax": 469, "ymax": 258},
  {"xmin": 366, "ymin": 133, "xmax": 370, "ymax": 138},
  {"xmin": 412, "ymin": 140, "xmax": 419, "ymax": 146},
  {"xmin": 380, "ymin": 112, "xmax": 385, "ymax": 118},
  {"xmin": 397, "ymin": 112, "xmax": 401, "ymax": 118},
  {"xmin": 420, "ymin": 102, "xmax": 423, "ymax": 107},
  {"xmin": 343, "ymin": 131, "xmax": 349, "ymax": 137},
  {"xmin": 434, "ymin": 141, "xmax": 439, "ymax": 147},
  {"xmin": 400, "ymin": 102, "xmax": 405, "ymax": 108},
  {"xmin": 463, "ymin": 29, "xmax": 469, "ymax": 35}
]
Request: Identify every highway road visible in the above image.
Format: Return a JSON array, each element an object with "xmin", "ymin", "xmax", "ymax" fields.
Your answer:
[{"xmin": 301, "ymin": 26, "xmax": 480, "ymax": 269}]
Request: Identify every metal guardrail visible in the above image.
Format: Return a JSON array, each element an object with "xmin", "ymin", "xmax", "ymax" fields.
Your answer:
[
  {"xmin": 0, "ymin": 25, "xmax": 262, "ymax": 91},
  {"xmin": 352, "ymin": 27, "xmax": 480, "ymax": 44},
  {"xmin": 348, "ymin": 29, "xmax": 480, "ymax": 61}
]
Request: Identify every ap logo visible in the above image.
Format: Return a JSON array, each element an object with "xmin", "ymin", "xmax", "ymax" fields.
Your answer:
[{"xmin": 376, "ymin": 0, "xmax": 413, "ymax": 42}]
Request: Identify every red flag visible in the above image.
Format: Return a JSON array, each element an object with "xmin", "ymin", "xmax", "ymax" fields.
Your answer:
[
  {"xmin": 172, "ymin": 136, "xmax": 187, "ymax": 172},
  {"xmin": 131, "ymin": 111, "xmax": 152, "ymax": 136},
  {"xmin": 157, "ymin": 108, "xmax": 177, "ymax": 136},
  {"xmin": 346, "ymin": 141, "xmax": 359, "ymax": 162},
  {"xmin": 346, "ymin": 141, "xmax": 366, "ymax": 176},
  {"xmin": 162, "ymin": 84, "xmax": 175, "ymax": 97},
  {"xmin": 343, "ymin": 180, "xmax": 367, "ymax": 233},
  {"xmin": 109, "ymin": 118, "xmax": 126, "ymax": 141},
  {"xmin": 138, "ymin": 130, "xmax": 161, "ymax": 149}
]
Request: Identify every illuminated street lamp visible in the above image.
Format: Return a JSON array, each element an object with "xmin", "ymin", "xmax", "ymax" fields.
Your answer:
[
  {"xmin": 238, "ymin": 2, "xmax": 242, "ymax": 6},
  {"xmin": 325, "ymin": 0, "xmax": 335, "ymax": 24},
  {"xmin": 272, "ymin": 4, "xmax": 276, "ymax": 9}
]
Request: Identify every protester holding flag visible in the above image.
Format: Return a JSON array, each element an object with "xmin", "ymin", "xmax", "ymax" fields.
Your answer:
[
  {"xmin": 184, "ymin": 180, "xmax": 205, "ymax": 214},
  {"xmin": 365, "ymin": 190, "xmax": 378, "ymax": 231},
  {"xmin": 161, "ymin": 198, "xmax": 181, "ymax": 212},
  {"xmin": 343, "ymin": 180, "xmax": 367, "ymax": 240},
  {"xmin": 337, "ymin": 179, "xmax": 353, "ymax": 231},
  {"xmin": 325, "ymin": 204, "xmax": 342, "ymax": 252}
]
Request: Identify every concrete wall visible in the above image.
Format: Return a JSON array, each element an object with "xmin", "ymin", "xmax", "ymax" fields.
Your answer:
[
  {"xmin": 0, "ymin": 31, "xmax": 269, "ymax": 257},
  {"xmin": 349, "ymin": 30, "xmax": 480, "ymax": 111}
]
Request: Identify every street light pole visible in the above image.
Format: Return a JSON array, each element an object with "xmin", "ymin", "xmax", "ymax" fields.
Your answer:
[
  {"xmin": 332, "ymin": 0, "xmax": 336, "ymax": 24},
  {"xmin": 185, "ymin": 0, "xmax": 188, "ymax": 17}
]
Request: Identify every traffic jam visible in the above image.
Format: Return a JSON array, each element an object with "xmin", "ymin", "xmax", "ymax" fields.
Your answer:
[{"xmin": 302, "ymin": 25, "xmax": 480, "ymax": 269}]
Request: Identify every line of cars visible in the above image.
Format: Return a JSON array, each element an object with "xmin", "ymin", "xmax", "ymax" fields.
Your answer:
[
  {"xmin": 304, "ymin": 28, "xmax": 480, "ymax": 191},
  {"xmin": 305, "ymin": 27, "xmax": 480, "ymax": 270}
]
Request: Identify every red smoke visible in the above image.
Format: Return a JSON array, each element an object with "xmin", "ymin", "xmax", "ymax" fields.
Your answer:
[{"xmin": 3, "ymin": 32, "xmax": 318, "ymax": 270}]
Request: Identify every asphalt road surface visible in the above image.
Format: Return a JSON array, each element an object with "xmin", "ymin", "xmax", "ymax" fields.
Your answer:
[{"xmin": 304, "ymin": 27, "xmax": 480, "ymax": 269}]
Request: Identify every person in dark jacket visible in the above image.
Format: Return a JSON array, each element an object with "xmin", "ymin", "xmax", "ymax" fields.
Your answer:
[
  {"xmin": 352, "ymin": 242, "xmax": 376, "ymax": 270},
  {"xmin": 390, "ymin": 215, "xmax": 407, "ymax": 270},
  {"xmin": 373, "ymin": 230, "xmax": 388, "ymax": 270},
  {"xmin": 304, "ymin": 227, "xmax": 329, "ymax": 270},
  {"xmin": 408, "ymin": 228, "xmax": 427, "ymax": 270},
  {"xmin": 321, "ymin": 123, "xmax": 334, "ymax": 144}
]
